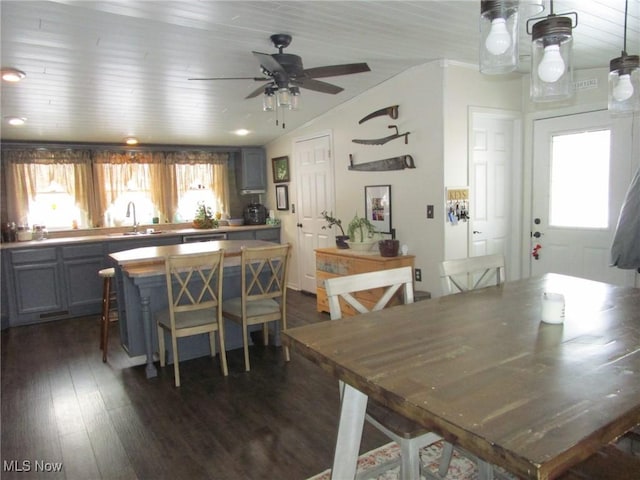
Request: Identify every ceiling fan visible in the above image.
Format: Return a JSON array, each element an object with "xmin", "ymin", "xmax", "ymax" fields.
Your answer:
[{"xmin": 188, "ymin": 33, "xmax": 371, "ymax": 99}]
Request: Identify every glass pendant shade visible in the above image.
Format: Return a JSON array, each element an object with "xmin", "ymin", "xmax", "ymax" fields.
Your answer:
[
  {"xmin": 480, "ymin": 0, "xmax": 519, "ymax": 74},
  {"xmin": 609, "ymin": 54, "xmax": 640, "ymax": 115},
  {"xmin": 530, "ymin": 15, "xmax": 574, "ymax": 102},
  {"xmin": 262, "ymin": 89, "xmax": 275, "ymax": 111},
  {"xmin": 276, "ymin": 87, "xmax": 290, "ymax": 108},
  {"xmin": 289, "ymin": 87, "xmax": 300, "ymax": 111}
]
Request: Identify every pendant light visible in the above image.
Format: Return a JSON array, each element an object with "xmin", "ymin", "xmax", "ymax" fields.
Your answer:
[
  {"xmin": 480, "ymin": 1, "xmax": 520, "ymax": 74},
  {"xmin": 608, "ymin": 0, "xmax": 639, "ymax": 115},
  {"xmin": 527, "ymin": 0, "xmax": 578, "ymax": 102}
]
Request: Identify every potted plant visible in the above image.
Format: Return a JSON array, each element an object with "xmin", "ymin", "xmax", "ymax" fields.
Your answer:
[
  {"xmin": 321, "ymin": 211, "xmax": 350, "ymax": 249},
  {"xmin": 192, "ymin": 202, "xmax": 218, "ymax": 229},
  {"xmin": 346, "ymin": 213, "xmax": 379, "ymax": 251}
]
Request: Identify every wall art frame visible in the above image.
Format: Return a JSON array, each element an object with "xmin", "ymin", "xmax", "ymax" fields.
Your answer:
[
  {"xmin": 365, "ymin": 184, "xmax": 392, "ymax": 234},
  {"xmin": 272, "ymin": 156, "xmax": 290, "ymax": 183},
  {"xmin": 276, "ymin": 184, "xmax": 289, "ymax": 211}
]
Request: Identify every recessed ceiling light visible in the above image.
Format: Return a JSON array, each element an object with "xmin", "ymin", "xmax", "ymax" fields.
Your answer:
[
  {"xmin": 6, "ymin": 117, "xmax": 26, "ymax": 126},
  {"xmin": 1, "ymin": 68, "xmax": 26, "ymax": 82},
  {"xmin": 125, "ymin": 137, "xmax": 139, "ymax": 145},
  {"xmin": 234, "ymin": 129, "xmax": 250, "ymax": 136}
]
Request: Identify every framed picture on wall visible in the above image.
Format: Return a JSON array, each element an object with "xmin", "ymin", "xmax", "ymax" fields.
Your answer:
[
  {"xmin": 276, "ymin": 185, "xmax": 289, "ymax": 211},
  {"xmin": 365, "ymin": 184, "xmax": 392, "ymax": 234},
  {"xmin": 272, "ymin": 156, "xmax": 290, "ymax": 183}
]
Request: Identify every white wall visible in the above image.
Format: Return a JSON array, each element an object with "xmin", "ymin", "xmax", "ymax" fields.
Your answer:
[
  {"xmin": 265, "ymin": 59, "xmax": 639, "ymax": 295},
  {"xmin": 442, "ymin": 62, "xmax": 523, "ymax": 263},
  {"xmin": 266, "ymin": 61, "xmax": 446, "ymax": 296}
]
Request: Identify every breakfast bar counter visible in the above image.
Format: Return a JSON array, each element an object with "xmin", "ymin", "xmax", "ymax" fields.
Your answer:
[{"xmin": 110, "ymin": 239, "xmax": 279, "ymax": 377}]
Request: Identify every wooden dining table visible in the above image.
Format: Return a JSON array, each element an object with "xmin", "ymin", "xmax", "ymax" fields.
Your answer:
[{"xmin": 282, "ymin": 273, "xmax": 640, "ymax": 480}]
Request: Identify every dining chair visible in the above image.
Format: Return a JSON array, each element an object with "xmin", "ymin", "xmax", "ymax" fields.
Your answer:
[
  {"xmin": 155, "ymin": 250, "xmax": 228, "ymax": 387},
  {"xmin": 324, "ymin": 266, "xmax": 442, "ymax": 480},
  {"xmin": 222, "ymin": 243, "xmax": 291, "ymax": 372},
  {"xmin": 439, "ymin": 253, "xmax": 505, "ymax": 294}
]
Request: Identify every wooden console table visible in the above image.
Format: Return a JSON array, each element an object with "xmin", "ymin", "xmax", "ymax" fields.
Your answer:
[{"xmin": 315, "ymin": 248, "xmax": 415, "ymax": 316}]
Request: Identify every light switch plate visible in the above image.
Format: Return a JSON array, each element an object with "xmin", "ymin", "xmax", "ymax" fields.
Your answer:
[{"xmin": 426, "ymin": 205, "xmax": 434, "ymax": 219}]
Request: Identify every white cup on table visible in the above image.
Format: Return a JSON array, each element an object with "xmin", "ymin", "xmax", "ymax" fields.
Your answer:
[{"xmin": 541, "ymin": 292, "xmax": 565, "ymax": 324}]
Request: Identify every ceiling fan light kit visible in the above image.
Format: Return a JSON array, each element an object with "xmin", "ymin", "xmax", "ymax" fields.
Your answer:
[
  {"xmin": 527, "ymin": 1, "xmax": 577, "ymax": 103},
  {"xmin": 608, "ymin": 0, "xmax": 640, "ymax": 115},
  {"xmin": 190, "ymin": 33, "xmax": 369, "ymax": 126},
  {"xmin": 479, "ymin": 0, "xmax": 520, "ymax": 75}
]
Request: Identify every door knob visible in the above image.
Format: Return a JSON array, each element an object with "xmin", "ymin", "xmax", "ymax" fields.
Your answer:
[
  {"xmin": 296, "ymin": 223, "xmax": 303, "ymax": 228},
  {"xmin": 533, "ymin": 231, "xmax": 543, "ymax": 238},
  {"xmin": 473, "ymin": 230, "xmax": 482, "ymax": 234}
]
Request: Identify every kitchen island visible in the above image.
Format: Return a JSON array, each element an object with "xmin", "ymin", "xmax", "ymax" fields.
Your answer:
[{"xmin": 110, "ymin": 239, "xmax": 282, "ymax": 378}]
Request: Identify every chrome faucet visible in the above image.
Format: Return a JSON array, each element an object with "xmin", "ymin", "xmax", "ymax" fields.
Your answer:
[{"xmin": 125, "ymin": 201, "xmax": 138, "ymax": 232}]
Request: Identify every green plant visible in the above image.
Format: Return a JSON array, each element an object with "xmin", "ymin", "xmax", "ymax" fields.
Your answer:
[
  {"xmin": 347, "ymin": 213, "xmax": 377, "ymax": 242},
  {"xmin": 193, "ymin": 202, "xmax": 218, "ymax": 229},
  {"xmin": 321, "ymin": 211, "xmax": 346, "ymax": 236}
]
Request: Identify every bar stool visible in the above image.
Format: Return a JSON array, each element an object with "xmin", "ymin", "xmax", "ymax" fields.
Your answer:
[{"xmin": 99, "ymin": 267, "xmax": 116, "ymax": 362}]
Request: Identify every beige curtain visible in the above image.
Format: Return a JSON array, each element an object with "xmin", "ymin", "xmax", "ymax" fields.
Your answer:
[
  {"xmin": 93, "ymin": 151, "xmax": 167, "ymax": 226},
  {"xmin": 164, "ymin": 152, "xmax": 230, "ymax": 220},
  {"xmin": 3, "ymin": 148, "xmax": 230, "ymax": 228},
  {"xmin": 3, "ymin": 149, "xmax": 93, "ymax": 225}
]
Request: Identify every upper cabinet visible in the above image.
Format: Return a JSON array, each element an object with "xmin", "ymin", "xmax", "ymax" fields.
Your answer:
[{"xmin": 239, "ymin": 148, "xmax": 266, "ymax": 194}]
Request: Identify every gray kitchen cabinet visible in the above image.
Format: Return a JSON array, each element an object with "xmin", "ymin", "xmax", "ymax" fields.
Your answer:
[
  {"xmin": 1, "ymin": 226, "xmax": 279, "ymax": 327},
  {"xmin": 239, "ymin": 147, "xmax": 266, "ymax": 193},
  {"xmin": 6, "ymin": 247, "xmax": 66, "ymax": 326},
  {"xmin": 255, "ymin": 228, "xmax": 280, "ymax": 242},
  {"xmin": 62, "ymin": 243, "xmax": 106, "ymax": 315}
]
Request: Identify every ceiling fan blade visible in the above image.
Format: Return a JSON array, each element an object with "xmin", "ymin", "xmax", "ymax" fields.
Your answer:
[
  {"xmin": 294, "ymin": 78, "xmax": 344, "ymax": 95},
  {"xmin": 303, "ymin": 63, "xmax": 370, "ymax": 79},
  {"xmin": 245, "ymin": 83, "xmax": 272, "ymax": 99},
  {"xmin": 188, "ymin": 76, "xmax": 268, "ymax": 81},
  {"xmin": 252, "ymin": 51, "xmax": 286, "ymax": 75}
]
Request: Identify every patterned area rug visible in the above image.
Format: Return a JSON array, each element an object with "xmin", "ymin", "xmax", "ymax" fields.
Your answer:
[{"xmin": 307, "ymin": 440, "xmax": 484, "ymax": 480}]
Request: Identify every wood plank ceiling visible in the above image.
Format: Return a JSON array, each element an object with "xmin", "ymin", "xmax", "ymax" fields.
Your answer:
[{"xmin": 1, "ymin": 1, "xmax": 638, "ymax": 147}]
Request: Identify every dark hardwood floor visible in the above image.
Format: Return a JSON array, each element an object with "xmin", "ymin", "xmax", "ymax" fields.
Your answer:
[{"xmin": 1, "ymin": 290, "xmax": 388, "ymax": 480}]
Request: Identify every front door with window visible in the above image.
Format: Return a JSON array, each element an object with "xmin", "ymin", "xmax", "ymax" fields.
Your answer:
[{"xmin": 531, "ymin": 110, "xmax": 635, "ymax": 286}]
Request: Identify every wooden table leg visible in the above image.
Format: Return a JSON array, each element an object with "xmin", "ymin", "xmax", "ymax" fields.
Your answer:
[{"xmin": 331, "ymin": 383, "xmax": 368, "ymax": 480}]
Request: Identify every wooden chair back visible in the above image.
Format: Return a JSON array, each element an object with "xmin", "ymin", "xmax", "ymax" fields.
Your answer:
[
  {"xmin": 439, "ymin": 254, "xmax": 505, "ymax": 294},
  {"xmin": 165, "ymin": 250, "xmax": 224, "ymax": 327},
  {"xmin": 324, "ymin": 266, "xmax": 414, "ymax": 320},
  {"xmin": 241, "ymin": 243, "xmax": 291, "ymax": 308}
]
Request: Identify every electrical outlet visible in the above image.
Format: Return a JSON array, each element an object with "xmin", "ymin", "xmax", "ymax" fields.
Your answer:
[
  {"xmin": 414, "ymin": 268, "xmax": 422, "ymax": 282},
  {"xmin": 426, "ymin": 205, "xmax": 434, "ymax": 219}
]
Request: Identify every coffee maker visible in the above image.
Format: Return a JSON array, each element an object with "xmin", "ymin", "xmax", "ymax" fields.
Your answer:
[{"xmin": 244, "ymin": 203, "xmax": 267, "ymax": 225}]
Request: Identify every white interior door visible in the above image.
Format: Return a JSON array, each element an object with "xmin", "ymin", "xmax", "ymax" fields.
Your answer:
[
  {"xmin": 469, "ymin": 109, "xmax": 519, "ymax": 279},
  {"xmin": 294, "ymin": 133, "xmax": 333, "ymax": 294},
  {"xmin": 531, "ymin": 110, "xmax": 635, "ymax": 286}
]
